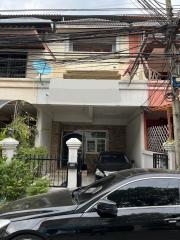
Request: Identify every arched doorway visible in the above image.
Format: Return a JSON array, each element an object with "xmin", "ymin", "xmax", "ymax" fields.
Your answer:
[
  {"xmin": 0, "ymin": 100, "xmax": 37, "ymax": 145},
  {"xmin": 61, "ymin": 131, "xmax": 83, "ymax": 167}
]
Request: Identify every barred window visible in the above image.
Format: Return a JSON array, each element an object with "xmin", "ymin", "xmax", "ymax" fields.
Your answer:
[{"xmin": 0, "ymin": 52, "xmax": 27, "ymax": 78}]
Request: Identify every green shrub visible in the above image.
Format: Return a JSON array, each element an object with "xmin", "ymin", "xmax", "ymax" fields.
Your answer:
[
  {"xmin": 15, "ymin": 146, "xmax": 49, "ymax": 179},
  {"xmin": 3, "ymin": 116, "xmax": 31, "ymax": 148},
  {"xmin": 0, "ymin": 130, "xmax": 6, "ymax": 141},
  {"xmin": 17, "ymin": 146, "xmax": 48, "ymax": 157},
  {"xmin": 0, "ymin": 158, "xmax": 33, "ymax": 202},
  {"xmin": 26, "ymin": 177, "xmax": 49, "ymax": 196},
  {"xmin": 0, "ymin": 115, "xmax": 49, "ymax": 204},
  {"xmin": 0, "ymin": 157, "xmax": 49, "ymax": 203}
]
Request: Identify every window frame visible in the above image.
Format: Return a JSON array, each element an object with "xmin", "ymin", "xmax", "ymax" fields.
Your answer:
[
  {"xmin": 105, "ymin": 177, "xmax": 180, "ymax": 209},
  {"xmin": 69, "ymin": 37, "xmax": 116, "ymax": 53},
  {"xmin": 85, "ymin": 176, "xmax": 180, "ymax": 213},
  {"xmin": 0, "ymin": 52, "xmax": 27, "ymax": 78},
  {"xmin": 85, "ymin": 131, "xmax": 108, "ymax": 154}
]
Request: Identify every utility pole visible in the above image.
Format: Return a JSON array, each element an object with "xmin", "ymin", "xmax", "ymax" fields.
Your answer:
[{"xmin": 166, "ymin": 0, "xmax": 180, "ymax": 169}]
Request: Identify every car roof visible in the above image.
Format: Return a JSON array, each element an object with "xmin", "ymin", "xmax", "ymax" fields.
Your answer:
[{"xmin": 113, "ymin": 168, "xmax": 180, "ymax": 183}]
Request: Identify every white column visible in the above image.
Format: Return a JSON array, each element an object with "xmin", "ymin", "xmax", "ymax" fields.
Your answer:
[
  {"xmin": 35, "ymin": 108, "xmax": 52, "ymax": 153},
  {"xmin": 163, "ymin": 141, "xmax": 176, "ymax": 170},
  {"xmin": 115, "ymin": 36, "xmax": 120, "ymax": 52},
  {"xmin": 0, "ymin": 137, "xmax": 19, "ymax": 164},
  {"xmin": 66, "ymin": 138, "xmax": 82, "ymax": 189}
]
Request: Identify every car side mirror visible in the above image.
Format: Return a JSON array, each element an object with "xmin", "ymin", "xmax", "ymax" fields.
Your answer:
[{"xmin": 97, "ymin": 199, "xmax": 117, "ymax": 218}]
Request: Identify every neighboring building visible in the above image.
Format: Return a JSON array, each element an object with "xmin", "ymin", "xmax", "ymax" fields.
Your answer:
[{"xmin": 0, "ymin": 14, "xmax": 177, "ymax": 172}]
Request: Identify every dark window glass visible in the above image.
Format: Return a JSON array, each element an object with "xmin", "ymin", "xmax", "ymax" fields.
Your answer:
[
  {"xmin": 0, "ymin": 52, "xmax": 27, "ymax": 78},
  {"xmin": 73, "ymin": 42, "xmax": 112, "ymax": 52},
  {"xmin": 107, "ymin": 178, "xmax": 180, "ymax": 208},
  {"xmin": 71, "ymin": 37, "xmax": 115, "ymax": 53},
  {"xmin": 100, "ymin": 154, "xmax": 129, "ymax": 164}
]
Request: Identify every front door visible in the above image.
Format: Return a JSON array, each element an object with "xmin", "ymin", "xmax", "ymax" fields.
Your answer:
[{"xmin": 77, "ymin": 177, "xmax": 180, "ymax": 240}]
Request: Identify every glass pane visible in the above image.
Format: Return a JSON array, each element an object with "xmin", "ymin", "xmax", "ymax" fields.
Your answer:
[
  {"xmin": 97, "ymin": 139, "xmax": 106, "ymax": 152},
  {"xmin": 72, "ymin": 38, "xmax": 114, "ymax": 52},
  {"xmin": 100, "ymin": 153, "xmax": 129, "ymax": 164},
  {"xmin": 87, "ymin": 140, "xmax": 95, "ymax": 152},
  {"xmin": 0, "ymin": 52, "xmax": 26, "ymax": 78},
  {"xmin": 86, "ymin": 131, "xmax": 106, "ymax": 138},
  {"xmin": 107, "ymin": 178, "xmax": 180, "ymax": 208}
]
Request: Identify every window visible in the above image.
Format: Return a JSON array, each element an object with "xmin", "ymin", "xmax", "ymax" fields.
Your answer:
[
  {"xmin": 86, "ymin": 131, "xmax": 107, "ymax": 154},
  {"xmin": 107, "ymin": 178, "xmax": 180, "ymax": 208},
  {"xmin": 71, "ymin": 37, "xmax": 116, "ymax": 53},
  {"xmin": 99, "ymin": 153, "xmax": 129, "ymax": 164},
  {"xmin": 0, "ymin": 52, "xmax": 27, "ymax": 78},
  {"xmin": 87, "ymin": 140, "xmax": 96, "ymax": 152}
]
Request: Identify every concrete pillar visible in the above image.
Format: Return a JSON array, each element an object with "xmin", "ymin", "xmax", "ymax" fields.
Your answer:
[
  {"xmin": 66, "ymin": 138, "xmax": 82, "ymax": 189},
  {"xmin": 0, "ymin": 137, "xmax": 19, "ymax": 164},
  {"xmin": 35, "ymin": 108, "xmax": 52, "ymax": 153},
  {"xmin": 163, "ymin": 141, "xmax": 176, "ymax": 170},
  {"xmin": 127, "ymin": 111, "xmax": 144, "ymax": 168}
]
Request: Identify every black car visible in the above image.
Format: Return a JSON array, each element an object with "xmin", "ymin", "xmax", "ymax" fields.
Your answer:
[
  {"xmin": 1, "ymin": 169, "xmax": 180, "ymax": 240},
  {"xmin": 95, "ymin": 152, "xmax": 132, "ymax": 179}
]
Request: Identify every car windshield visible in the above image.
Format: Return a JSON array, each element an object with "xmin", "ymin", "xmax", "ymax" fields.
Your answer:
[
  {"xmin": 72, "ymin": 174, "xmax": 116, "ymax": 204},
  {"xmin": 100, "ymin": 154, "xmax": 129, "ymax": 164},
  {"xmin": 72, "ymin": 169, "xmax": 149, "ymax": 205}
]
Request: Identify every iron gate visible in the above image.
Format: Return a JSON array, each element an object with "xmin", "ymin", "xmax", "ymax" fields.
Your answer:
[
  {"xmin": 20, "ymin": 155, "xmax": 68, "ymax": 187},
  {"xmin": 153, "ymin": 153, "xmax": 168, "ymax": 169}
]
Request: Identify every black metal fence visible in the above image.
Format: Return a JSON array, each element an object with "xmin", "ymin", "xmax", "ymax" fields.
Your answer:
[
  {"xmin": 20, "ymin": 155, "xmax": 68, "ymax": 187},
  {"xmin": 153, "ymin": 153, "xmax": 168, "ymax": 169}
]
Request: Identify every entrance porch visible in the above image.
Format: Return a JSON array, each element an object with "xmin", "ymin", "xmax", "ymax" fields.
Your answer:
[{"xmin": 35, "ymin": 105, "xmax": 145, "ymax": 172}]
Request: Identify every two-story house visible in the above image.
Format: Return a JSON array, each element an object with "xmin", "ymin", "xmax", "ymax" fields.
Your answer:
[{"xmin": 0, "ymin": 14, "xmax": 175, "ymax": 172}]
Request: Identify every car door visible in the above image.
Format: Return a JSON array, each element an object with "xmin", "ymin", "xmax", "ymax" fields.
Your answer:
[
  {"xmin": 39, "ymin": 213, "xmax": 81, "ymax": 240},
  {"xmin": 77, "ymin": 177, "xmax": 180, "ymax": 240}
]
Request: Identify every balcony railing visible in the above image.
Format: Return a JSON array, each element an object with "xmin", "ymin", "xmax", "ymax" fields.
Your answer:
[{"xmin": 143, "ymin": 60, "xmax": 164, "ymax": 81}]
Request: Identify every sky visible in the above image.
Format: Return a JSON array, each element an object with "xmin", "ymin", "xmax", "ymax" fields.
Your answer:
[
  {"xmin": 0, "ymin": 0, "xmax": 179, "ymax": 13},
  {"xmin": 0, "ymin": 0, "xmax": 132, "ymax": 10}
]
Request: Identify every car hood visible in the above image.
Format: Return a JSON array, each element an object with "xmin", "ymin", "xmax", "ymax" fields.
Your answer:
[{"xmin": 0, "ymin": 189, "xmax": 77, "ymax": 219}]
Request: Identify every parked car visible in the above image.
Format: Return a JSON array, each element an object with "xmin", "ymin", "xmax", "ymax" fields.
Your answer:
[
  {"xmin": 95, "ymin": 151, "xmax": 133, "ymax": 180},
  {"xmin": 1, "ymin": 169, "xmax": 180, "ymax": 240}
]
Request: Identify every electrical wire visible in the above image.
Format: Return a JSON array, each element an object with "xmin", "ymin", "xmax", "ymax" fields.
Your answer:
[{"xmin": 0, "ymin": 8, "xmax": 178, "ymax": 114}]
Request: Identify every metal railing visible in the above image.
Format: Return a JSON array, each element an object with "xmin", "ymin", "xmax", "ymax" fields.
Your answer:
[
  {"xmin": 19, "ymin": 155, "xmax": 68, "ymax": 187},
  {"xmin": 153, "ymin": 153, "xmax": 168, "ymax": 169}
]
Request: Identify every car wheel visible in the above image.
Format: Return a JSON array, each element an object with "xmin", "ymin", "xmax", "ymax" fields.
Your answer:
[{"xmin": 11, "ymin": 234, "xmax": 43, "ymax": 240}]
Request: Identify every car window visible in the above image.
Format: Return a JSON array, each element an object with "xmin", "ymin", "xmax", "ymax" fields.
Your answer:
[
  {"xmin": 107, "ymin": 178, "xmax": 180, "ymax": 208},
  {"xmin": 100, "ymin": 154, "xmax": 129, "ymax": 164}
]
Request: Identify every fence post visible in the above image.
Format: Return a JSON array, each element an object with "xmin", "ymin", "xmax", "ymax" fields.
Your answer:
[
  {"xmin": 66, "ymin": 138, "xmax": 82, "ymax": 188},
  {"xmin": 163, "ymin": 141, "xmax": 176, "ymax": 170},
  {"xmin": 0, "ymin": 137, "xmax": 19, "ymax": 164}
]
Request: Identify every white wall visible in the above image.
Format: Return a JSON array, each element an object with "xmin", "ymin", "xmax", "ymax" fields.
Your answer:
[
  {"xmin": 46, "ymin": 79, "xmax": 148, "ymax": 107},
  {"xmin": 35, "ymin": 108, "xmax": 52, "ymax": 153},
  {"xmin": 142, "ymin": 150, "xmax": 154, "ymax": 168},
  {"xmin": 126, "ymin": 111, "xmax": 144, "ymax": 168}
]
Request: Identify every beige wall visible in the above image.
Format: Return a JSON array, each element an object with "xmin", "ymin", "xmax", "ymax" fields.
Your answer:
[
  {"xmin": 0, "ymin": 29, "xmax": 145, "ymax": 104},
  {"xmin": 0, "ymin": 79, "xmax": 38, "ymax": 104}
]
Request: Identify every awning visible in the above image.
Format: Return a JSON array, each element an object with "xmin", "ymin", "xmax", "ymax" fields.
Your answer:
[{"xmin": 0, "ymin": 100, "xmax": 12, "ymax": 109}]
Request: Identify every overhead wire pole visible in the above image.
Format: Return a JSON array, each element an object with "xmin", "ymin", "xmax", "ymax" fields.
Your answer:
[{"xmin": 166, "ymin": 0, "xmax": 180, "ymax": 169}]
